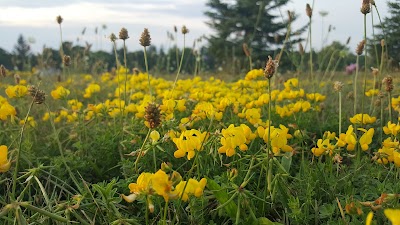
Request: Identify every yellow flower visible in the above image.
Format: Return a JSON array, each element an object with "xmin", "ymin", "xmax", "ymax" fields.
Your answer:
[
  {"xmin": 244, "ymin": 69, "xmax": 263, "ymax": 80},
  {"xmin": 0, "ymin": 102, "xmax": 16, "ymax": 121},
  {"xmin": 311, "ymin": 139, "xmax": 335, "ymax": 157},
  {"xmin": 150, "ymin": 130, "xmax": 160, "ymax": 143},
  {"xmin": 5, "ymin": 85, "xmax": 28, "ymax": 98},
  {"xmin": 51, "ymin": 86, "xmax": 70, "ymax": 99},
  {"xmin": 218, "ymin": 124, "xmax": 247, "ymax": 157},
  {"xmin": 306, "ymin": 93, "xmax": 326, "ymax": 102},
  {"xmin": 128, "ymin": 172, "xmax": 153, "ymax": 195},
  {"xmin": 173, "ymin": 129, "xmax": 208, "ymax": 160},
  {"xmin": 349, "ymin": 114, "xmax": 376, "ymax": 125},
  {"xmin": 365, "ymin": 212, "xmax": 373, "ymax": 225},
  {"xmin": 358, "ymin": 128, "xmax": 374, "ymax": 151},
  {"xmin": 365, "ymin": 89, "xmax": 379, "ymax": 97},
  {"xmin": 384, "ymin": 209, "xmax": 400, "ymax": 225},
  {"xmin": 0, "ymin": 145, "xmax": 11, "ymax": 173},
  {"xmin": 68, "ymin": 99, "xmax": 83, "ymax": 111},
  {"xmin": 258, "ymin": 125, "xmax": 293, "ymax": 155},
  {"xmin": 383, "ymin": 121, "xmax": 400, "ymax": 136},
  {"xmin": 173, "ymin": 178, "xmax": 207, "ymax": 201},
  {"xmin": 19, "ymin": 116, "xmax": 37, "ymax": 127},
  {"xmin": 151, "ymin": 170, "xmax": 173, "ymax": 202},
  {"xmin": 345, "ymin": 125, "xmax": 357, "ymax": 151},
  {"xmin": 83, "ymin": 83, "xmax": 101, "ymax": 98}
]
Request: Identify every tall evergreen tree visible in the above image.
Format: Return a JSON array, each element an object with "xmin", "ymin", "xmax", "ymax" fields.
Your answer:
[
  {"xmin": 376, "ymin": 0, "xmax": 400, "ymax": 67},
  {"xmin": 13, "ymin": 34, "xmax": 31, "ymax": 70},
  {"xmin": 205, "ymin": 0, "xmax": 303, "ymax": 69}
]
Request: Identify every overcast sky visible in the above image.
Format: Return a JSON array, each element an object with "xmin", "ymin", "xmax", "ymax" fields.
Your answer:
[{"xmin": 0, "ymin": 0, "xmax": 389, "ymax": 54}]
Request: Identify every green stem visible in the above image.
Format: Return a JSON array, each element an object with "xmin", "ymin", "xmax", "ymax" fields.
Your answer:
[
  {"xmin": 354, "ymin": 55, "xmax": 359, "ymax": 115},
  {"xmin": 371, "ymin": 9, "xmax": 380, "ymax": 68},
  {"xmin": 145, "ymin": 196, "xmax": 149, "ymax": 225},
  {"xmin": 171, "ymin": 34, "xmax": 186, "ymax": 96},
  {"xmin": 339, "ymin": 92, "xmax": 342, "ymax": 134},
  {"xmin": 163, "ymin": 201, "xmax": 168, "ymax": 225},
  {"xmin": 123, "ymin": 40, "xmax": 128, "ymax": 110},
  {"xmin": 389, "ymin": 92, "xmax": 392, "ymax": 122},
  {"xmin": 143, "ymin": 46, "xmax": 152, "ymax": 99},
  {"xmin": 361, "ymin": 14, "xmax": 368, "ymax": 128},
  {"xmin": 11, "ymin": 98, "xmax": 36, "ymax": 200},
  {"xmin": 309, "ymin": 17, "xmax": 314, "ymax": 90},
  {"xmin": 134, "ymin": 129, "xmax": 151, "ymax": 173},
  {"xmin": 19, "ymin": 202, "xmax": 68, "ymax": 223},
  {"xmin": 235, "ymin": 194, "xmax": 241, "ymax": 225},
  {"xmin": 153, "ymin": 146, "xmax": 157, "ymax": 172},
  {"xmin": 45, "ymin": 103, "xmax": 81, "ymax": 191}
]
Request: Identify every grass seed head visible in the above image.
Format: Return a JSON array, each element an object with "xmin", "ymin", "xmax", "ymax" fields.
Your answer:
[
  {"xmin": 333, "ymin": 81, "xmax": 344, "ymax": 92},
  {"xmin": 356, "ymin": 40, "xmax": 366, "ymax": 55},
  {"xmin": 371, "ymin": 67, "xmax": 379, "ymax": 76},
  {"xmin": 382, "ymin": 76, "xmax": 393, "ymax": 93},
  {"xmin": 287, "ymin": 10, "xmax": 293, "ymax": 22},
  {"xmin": 56, "ymin": 15, "xmax": 63, "ymax": 24},
  {"xmin": 346, "ymin": 37, "xmax": 351, "ymax": 45},
  {"xmin": 0, "ymin": 65, "xmax": 6, "ymax": 77},
  {"xmin": 145, "ymin": 103, "xmax": 161, "ymax": 129},
  {"xmin": 242, "ymin": 43, "xmax": 250, "ymax": 57},
  {"xmin": 361, "ymin": 0, "xmax": 371, "ymax": 14},
  {"xmin": 264, "ymin": 56, "xmax": 278, "ymax": 79},
  {"xmin": 63, "ymin": 55, "xmax": 71, "ymax": 67},
  {"xmin": 28, "ymin": 86, "xmax": 46, "ymax": 104},
  {"xmin": 181, "ymin": 25, "xmax": 189, "ymax": 35},
  {"xmin": 139, "ymin": 28, "xmax": 151, "ymax": 47},
  {"xmin": 381, "ymin": 39, "xmax": 385, "ymax": 47},
  {"xmin": 119, "ymin": 27, "xmax": 129, "ymax": 40},
  {"xmin": 306, "ymin": 4, "xmax": 312, "ymax": 18},
  {"xmin": 14, "ymin": 74, "xmax": 20, "ymax": 85},
  {"xmin": 109, "ymin": 33, "xmax": 117, "ymax": 42},
  {"xmin": 298, "ymin": 43, "xmax": 304, "ymax": 55}
]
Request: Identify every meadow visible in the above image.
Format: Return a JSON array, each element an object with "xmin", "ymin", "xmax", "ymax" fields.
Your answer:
[{"xmin": 1, "ymin": 1, "xmax": 400, "ymax": 225}]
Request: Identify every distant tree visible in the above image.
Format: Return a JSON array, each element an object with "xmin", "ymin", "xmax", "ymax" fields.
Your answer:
[
  {"xmin": 375, "ymin": 0, "xmax": 400, "ymax": 68},
  {"xmin": 0, "ymin": 48, "xmax": 13, "ymax": 69},
  {"xmin": 13, "ymin": 34, "xmax": 32, "ymax": 70},
  {"xmin": 205, "ymin": 0, "xmax": 303, "ymax": 70}
]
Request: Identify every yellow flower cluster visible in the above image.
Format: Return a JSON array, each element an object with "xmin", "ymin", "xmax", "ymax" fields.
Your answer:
[
  {"xmin": 0, "ymin": 95, "xmax": 16, "ymax": 121},
  {"xmin": 312, "ymin": 126, "xmax": 375, "ymax": 157},
  {"xmin": 51, "ymin": 86, "xmax": 70, "ymax": 100},
  {"xmin": 365, "ymin": 89, "xmax": 379, "ymax": 97},
  {"xmin": 123, "ymin": 169, "xmax": 207, "ymax": 208},
  {"xmin": 349, "ymin": 114, "xmax": 376, "ymax": 125},
  {"xmin": 258, "ymin": 124, "xmax": 293, "ymax": 155},
  {"xmin": 0, "ymin": 145, "xmax": 11, "ymax": 173},
  {"xmin": 83, "ymin": 83, "xmax": 101, "ymax": 98},
  {"xmin": 5, "ymin": 85, "xmax": 27, "ymax": 98},
  {"xmin": 173, "ymin": 129, "xmax": 208, "ymax": 160},
  {"xmin": 218, "ymin": 124, "xmax": 256, "ymax": 157}
]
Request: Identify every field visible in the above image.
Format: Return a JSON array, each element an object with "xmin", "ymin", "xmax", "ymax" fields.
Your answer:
[{"xmin": 1, "ymin": 2, "xmax": 400, "ymax": 225}]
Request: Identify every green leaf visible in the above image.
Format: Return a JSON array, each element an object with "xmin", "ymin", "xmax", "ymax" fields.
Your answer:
[
  {"xmin": 257, "ymin": 217, "xmax": 284, "ymax": 225},
  {"xmin": 319, "ymin": 203, "xmax": 335, "ymax": 219},
  {"xmin": 206, "ymin": 178, "xmax": 237, "ymax": 220},
  {"xmin": 280, "ymin": 152, "xmax": 292, "ymax": 173}
]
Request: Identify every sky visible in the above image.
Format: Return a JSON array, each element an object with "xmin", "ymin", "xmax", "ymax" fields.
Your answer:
[{"xmin": 0, "ymin": 0, "xmax": 390, "ymax": 54}]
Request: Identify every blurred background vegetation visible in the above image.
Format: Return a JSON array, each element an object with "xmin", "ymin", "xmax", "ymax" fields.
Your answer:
[{"xmin": 0, "ymin": 0, "xmax": 399, "ymax": 75}]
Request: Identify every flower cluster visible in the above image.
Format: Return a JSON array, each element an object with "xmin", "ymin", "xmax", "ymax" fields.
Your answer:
[
  {"xmin": 258, "ymin": 124, "xmax": 293, "ymax": 155},
  {"xmin": 311, "ymin": 126, "xmax": 375, "ymax": 157},
  {"xmin": 173, "ymin": 129, "xmax": 208, "ymax": 160},
  {"xmin": 122, "ymin": 169, "xmax": 207, "ymax": 211},
  {"xmin": 5, "ymin": 85, "xmax": 28, "ymax": 98},
  {"xmin": 218, "ymin": 124, "xmax": 256, "ymax": 157},
  {"xmin": 0, "ymin": 145, "xmax": 11, "ymax": 173}
]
